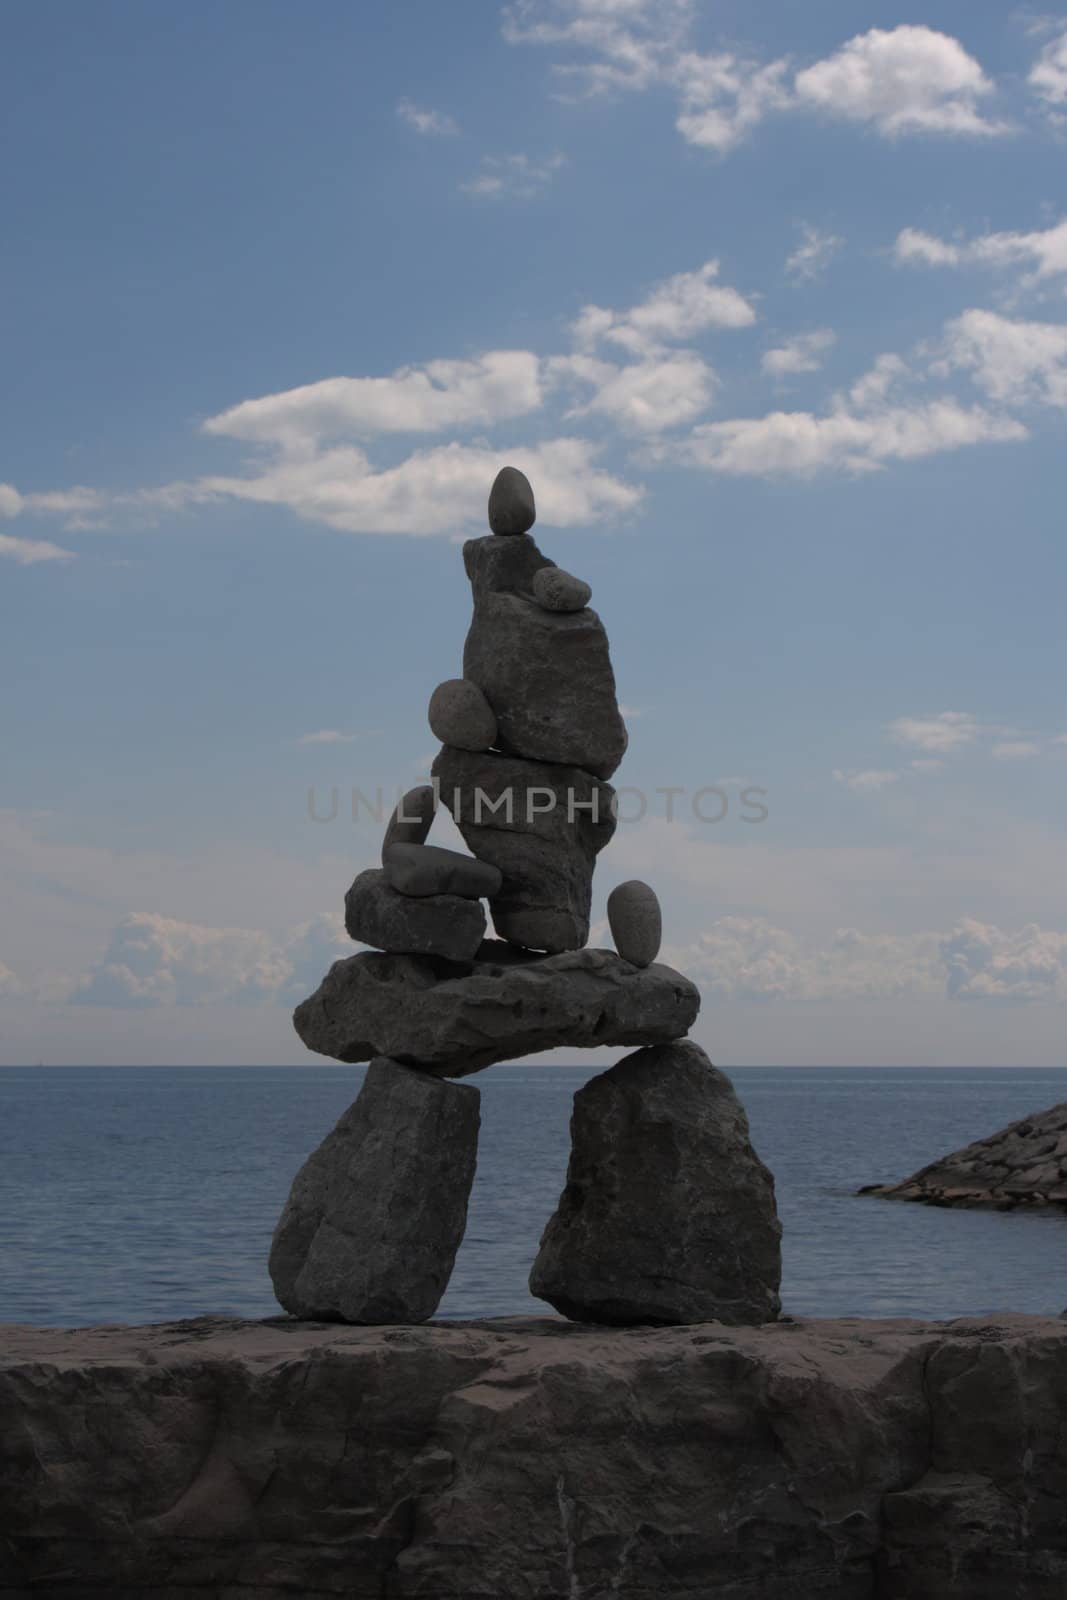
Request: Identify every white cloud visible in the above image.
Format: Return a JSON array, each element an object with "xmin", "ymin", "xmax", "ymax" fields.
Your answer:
[
  {"xmin": 785, "ymin": 224, "xmax": 843, "ymax": 282},
  {"xmin": 573, "ymin": 258, "xmax": 756, "ymax": 355},
  {"xmin": 460, "ymin": 152, "xmax": 566, "ymax": 199},
  {"xmin": 761, "ymin": 329, "xmax": 835, "ymax": 379},
  {"xmin": 396, "ymin": 99, "xmax": 459, "ymax": 137},
  {"xmin": 667, "ymin": 916, "xmax": 943, "ymax": 1001},
  {"xmin": 502, "ymin": 0, "xmax": 695, "ymax": 96},
  {"xmin": 0, "ymin": 533, "xmax": 74, "ymax": 565},
  {"xmin": 0, "ymin": 484, "xmax": 23, "ymax": 518},
  {"xmin": 673, "ymin": 52, "xmax": 791, "ymax": 153},
  {"xmin": 0, "ymin": 960, "xmax": 23, "ymax": 996},
  {"xmin": 668, "ymin": 913, "xmax": 1067, "ymax": 1005},
  {"xmin": 894, "ymin": 218, "xmax": 1067, "ymax": 288},
  {"xmin": 846, "ymin": 352, "xmax": 910, "ymax": 410},
  {"xmin": 991, "ymin": 740, "xmax": 1042, "ymax": 760},
  {"xmin": 794, "ymin": 25, "xmax": 1005, "ymax": 138},
  {"xmin": 1029, "ymin": 27, "xmax": 1067, "ymax": 109},
  {"xmin": 666, "ymin": 398, "xmax": 1024, "ymax": 477},
  {"xmin": 508, "ymin": 11, "xmax": 1003, "ymax": 150},
  {"xmin": 943, "ymin": 918, "xmax": 1067, "ymax": 1001},
  {"xmin": 297, "ymin": 730, "xmax": 358, "ymax": 746},
  {"xmin": 888, "ymin": 712, "xmax": 980, "ymax": 754},
  {"xmin": 204, "ymin": 351, "xmax": 544, "ymax": 446},
  {"xmin": 911, "ymin": 758, "xmax": 947, "ymax": 774},
  {"xmin": 200, "ymin": 436, "xmax": 641, "ymax": 535},
  {"xmin": 551, "ymin": 349, "xmax": 714, "ymax": 430},
  {"xmin": 833, "ymin": 768, "xmax": 900, "ymax": 792},
  {"xmin": 76, "ymin": 910, "xmax": 350, "ymax": 1008},
  {"xmin": 940, "ymin": 309, "xmax": 1067, "ymax": 408}
]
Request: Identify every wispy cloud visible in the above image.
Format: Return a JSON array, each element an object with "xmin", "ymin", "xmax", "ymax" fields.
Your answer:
[
  {"xmin": 297, "ymin": 730, "xmax": 358, "ymax": 746},
  {"xmin": 0, "ymin": 532, "xmax": 74, "ymax": 565},
  {"xmin": 785, "ymin": 224, "xmax": 842, "ymax": 282},
  {"xmin": 396, "ymin": 99, "xmax": 459, "ymax": 137},
  {"xmin": 761, "ymin": 329, "xmax": 836, "ymax": 380},
  {"xmin": 460, "ymin": 151, "xmax": 566, "ymax": 199},
  {"xmin": 833, "ymin": 767, "xmax": 900, "ymax": 792}
]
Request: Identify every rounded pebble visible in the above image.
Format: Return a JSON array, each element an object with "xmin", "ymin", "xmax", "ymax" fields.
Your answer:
[
  {"xmin": 428, "ymin": 678, "xmax": 498, "ymax": 752},
  {"xmin": 532, "ymin": 566, "xmax": 592, "ymax": 613},
  {"xmin": 488, "ymin": 466, "xmax": 536, "ymax": 536},
  {"xmin": 381, "ymin": 785, "xmax": 436, "ymax": 863},
  {"xmin": 607, "ymin": 880, "xmax": 662, "ymax": 968}
]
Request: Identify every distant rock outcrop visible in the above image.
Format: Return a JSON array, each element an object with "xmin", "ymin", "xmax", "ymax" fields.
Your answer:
[{"xmin": 860, "ymin": 1099, "xmax": 1067, "ymax": 1209}]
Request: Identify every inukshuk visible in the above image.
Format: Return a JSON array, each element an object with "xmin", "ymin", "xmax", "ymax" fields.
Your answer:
[{"xmin": 270, "ymin": 467, "xmax": 782, "ymax": 1327}]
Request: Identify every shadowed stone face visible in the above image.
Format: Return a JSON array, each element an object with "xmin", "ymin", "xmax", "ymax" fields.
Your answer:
[
  {"xmin": 269, "ymin": 1058, "xmax": 480, "ymax": 1324},
  {"xmin": 292, "ymin": 945, "xmax": 701, "ymax": 1078},
  {"xmin": 461, "ymin": 533, "xmax": 628, "ymax": 780},
  {"xmin": 433, "ymin": 745, "xmax": 615, "ymax": 952},
  {"xmin": 530, "ymin": 1040, "xmax": 782, "ymax": 1326},
  {"xmin": 344, "ymin": 868, "xmax": 486, "ymax": 962}
]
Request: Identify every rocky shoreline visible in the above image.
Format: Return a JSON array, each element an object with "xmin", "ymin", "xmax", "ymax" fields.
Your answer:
[
  {"xmin": 4, "ymin": 1312, "xmax": 1067, "ymax": 1598},
  {"xmin": 860, "ymin": 1098, "xmax": 1067, "ymax": 1210}
]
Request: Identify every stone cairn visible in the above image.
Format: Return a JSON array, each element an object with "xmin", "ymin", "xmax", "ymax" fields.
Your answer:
[{"xmin": 270, "ymin": 468, "xmax": 782, "ymax": 1327}]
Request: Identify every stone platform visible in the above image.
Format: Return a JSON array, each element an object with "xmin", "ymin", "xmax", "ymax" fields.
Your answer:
[{"xmin": 3, "ymin": 1312, "xmax": 1067, "ymax": 1598}]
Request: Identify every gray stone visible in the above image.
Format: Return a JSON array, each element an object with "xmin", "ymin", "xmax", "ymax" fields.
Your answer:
[
  {"xmin": 530, "ymin": 1040, "xmax": 782, "ymax": 1326},
  {"xmin": 532, "ymin": 565, "xmax": 592, "ymax": 613},
  {"xmin": 10, "ymin": 1314, "xmax": 1067, "ymax": 1599},
  {"xmin": 344, "ymin": 868, "xmax": 486, "ymax": 962},
  {"xmin": 433, "ymin": 745, "xmax": 615, "ymax": 951},
  {"xmin": 462, "ymin": 533, "xmax": 628, "ymax": 780},
  {"xmin": 860, "ymin": 1098, "xmax": 1067, "ymax": 1209},
  {"xmin": 269, "ymin": 1059, "xmax": 479, "ymax": 1323},
  {"xmin": 487, "ymin": 464, "xmax": 536, "ymax": 535},
  {"xmin": 293, "ymin": 945, "xmax": 701, "ymax": 1078},
  {"xmin": 607, "ymin": 879, "xmax": 662, "ymax": 967},
  {"xmin": 383, "ymin": 842, "xmax": 502, "ymax": 901},
  {"xmin": 381, "ymin": 784, "xmax": 436, "ymax": 862},
  {"xmin": 427, "ymin": 678, "xmax": 497, "ymax": 752}
]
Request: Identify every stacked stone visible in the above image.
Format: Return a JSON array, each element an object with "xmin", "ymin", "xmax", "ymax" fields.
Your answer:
[{"xmin": 270, "ymin": 467, "xmax": 782, "ymax": 1330}]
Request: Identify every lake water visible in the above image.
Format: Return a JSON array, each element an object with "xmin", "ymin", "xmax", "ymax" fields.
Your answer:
[{"xmin": 3, "ymin": 1064, "xmax": 1067, "ymax": 1327}]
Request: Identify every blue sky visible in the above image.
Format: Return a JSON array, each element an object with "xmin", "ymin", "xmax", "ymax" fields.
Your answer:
[{"xmin": 3, "ymin": 0, "xmax": 1067, "ymax": 1065}]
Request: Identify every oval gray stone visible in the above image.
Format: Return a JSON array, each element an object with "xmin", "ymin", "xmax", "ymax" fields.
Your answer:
[
  {"xmin": 532, "ymin": 566, "xmax": 592, "ymax": 613},
  {"xmin": 607, "ymin": 880, "xmax": 662, "ymax": 967},
  {"xmin": 428, "ymin": 678, "xmax": 497, "ymax": 752},
  {"xmin": 384, "ymin": 841, "xmax": 503, "ymax": 900},
  {"xmin": 488, "ymin": 466, "xmax": 536, "ymax": 536},
  {"xmin": 381, "ymin": 786, "xmax": 436, "ymax": 863}
]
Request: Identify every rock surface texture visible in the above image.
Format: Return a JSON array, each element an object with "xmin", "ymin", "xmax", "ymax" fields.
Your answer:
[
  {"xmin": 427, "ymin": 677, "xmax": 497, "ymax": 752},
  {"xmin": 382, "ymin": 842, "xmax": 502, "ymax": 900},
  {"xmin": 269, "ymin": 1060, "xmax": 480, "ymax": 1323},
  {"xmin": 294, "ymin": 946, "xmax": 701, "ymax": 1077},
  {"xmin": 433, "ymin": 744, "xmax": 615, "ymax": 951},
  {"xmin": 462, "ymin": 531, "xmax": 628, "ymax": 779},
  {"xmin": 531, "ymin": 1042, "xmax": 782, "ymax": 1325},
  {"xmin": 344, "ymin": 868, "xmax": 486, "ymax": 962},
  {"xmin": 380, "ymin": 785, "xmax": 437, "ymax": 861},
  {"xmin": 860, "ymin": 1098, "xmax": 1067, "ymax": 1209},
  {"xmin": 607, "ymin": 878, "xmax": 663, "ymax": 967},
  {"xmin": 532, "ymin": 564, "xmax": 592, "ymax": 612},
  {"xmin": 4, "ymin": 1312, "xmax": 1067, "ymax": 1599}
]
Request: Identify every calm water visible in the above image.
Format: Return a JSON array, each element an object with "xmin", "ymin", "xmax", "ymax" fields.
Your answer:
[{"xmin": 3, "ymin": 1064, "xmax": 1067, "ymax": 1327}]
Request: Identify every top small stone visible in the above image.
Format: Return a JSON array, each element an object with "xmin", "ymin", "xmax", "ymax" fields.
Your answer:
[{"xmin": 488, "ymin": 466, "xmax": 536, "ymax": 537}]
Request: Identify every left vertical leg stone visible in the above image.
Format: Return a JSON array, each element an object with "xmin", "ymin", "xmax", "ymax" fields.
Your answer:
[{"xmin": 269, "ymin": 1058, "xmax": 480, "ymax": 1323}]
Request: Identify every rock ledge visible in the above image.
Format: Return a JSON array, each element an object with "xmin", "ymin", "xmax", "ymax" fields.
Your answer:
[{"xmin": 3, "ymin": 1313, "xmax": 1067, "ymax": 1598}]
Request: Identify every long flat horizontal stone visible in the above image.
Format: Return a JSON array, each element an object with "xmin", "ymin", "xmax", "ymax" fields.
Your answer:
[
  {"xmin": 293, "ymin": 944, "xmax": 700, "ymax": 1077},
  {"xmin": 4, "ymin": 1313, "xmax": 1067, "ymax": 1598}
]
